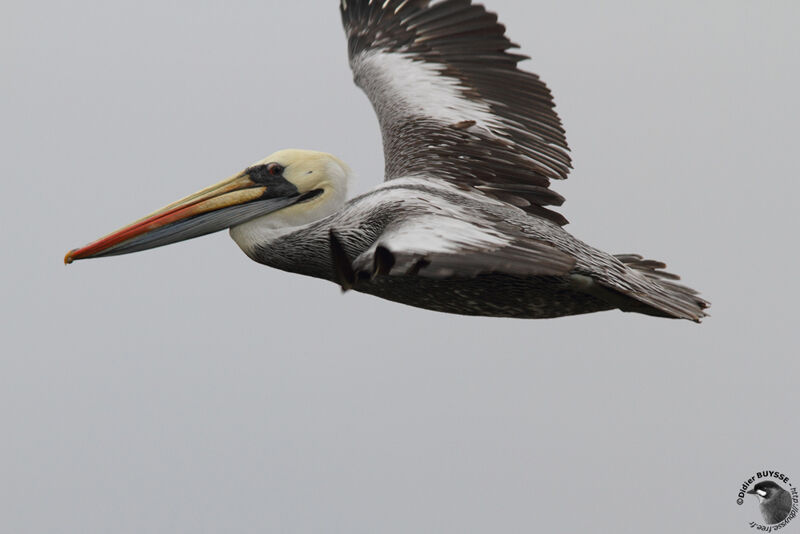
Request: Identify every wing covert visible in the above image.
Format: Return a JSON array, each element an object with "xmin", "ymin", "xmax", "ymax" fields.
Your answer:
[
  {"xmin": 341, "ymin": 0, "xmax": 572, "ymax": 225},
  {"xmin": 349, "ymin": 211, "xmax": 576, "ymax": 281}
]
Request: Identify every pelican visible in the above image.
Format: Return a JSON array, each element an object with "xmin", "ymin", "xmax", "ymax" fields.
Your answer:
[{"xmin": 65, "ymin": 0, "xmax": 709, "ymax": 321}]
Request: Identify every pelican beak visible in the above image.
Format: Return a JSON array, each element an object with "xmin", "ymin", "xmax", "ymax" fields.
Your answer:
[{"xmin": 64, "ymin": 169, "xmax": 303, "ymax": 264}]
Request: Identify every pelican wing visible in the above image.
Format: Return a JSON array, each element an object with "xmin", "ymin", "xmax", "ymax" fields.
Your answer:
[
  {"xmin": 341, "ymin": 0, "xmax": 572, "ymax": 225},
  {"xmin": 348, "ymin": 212, "xmax": 576, "ymax": 280}
]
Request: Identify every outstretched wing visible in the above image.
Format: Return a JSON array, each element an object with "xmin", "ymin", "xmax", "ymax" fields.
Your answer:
[
  {"xmin": 342, "ymin": 211, "xmax": 575, "ymax": 282},
  {"xmin": 340, "ymin": 0, "xmax": 572, "ymax": 225}
]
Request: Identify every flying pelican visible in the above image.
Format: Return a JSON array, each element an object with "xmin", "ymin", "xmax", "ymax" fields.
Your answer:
[{"xmin": 65, "ymin": 0, "xmax": 709, "ymax": 321}]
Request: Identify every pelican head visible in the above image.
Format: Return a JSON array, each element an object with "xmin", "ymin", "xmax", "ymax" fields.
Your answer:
[{"xmin": 64, "ymin": 149, "xmax": 352, "ymax": 263}]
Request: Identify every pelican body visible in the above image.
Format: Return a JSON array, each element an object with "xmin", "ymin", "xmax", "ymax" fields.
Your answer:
[{"xmin": 66, "ymin": 1, "xmax": 709, "ymax": 322}]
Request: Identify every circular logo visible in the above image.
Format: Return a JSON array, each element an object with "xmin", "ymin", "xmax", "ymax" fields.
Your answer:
[{"xmin": 736, "ymin": 470, "xmax": 798, "ymax": 530}]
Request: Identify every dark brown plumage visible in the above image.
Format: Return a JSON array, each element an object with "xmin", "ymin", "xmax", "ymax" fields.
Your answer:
[{"xmin": 342, "ymin": 0, "xmax": 572, "ymax": 225}]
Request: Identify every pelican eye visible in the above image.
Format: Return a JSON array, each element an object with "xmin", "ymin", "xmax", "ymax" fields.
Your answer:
[{"xmin": 247, "ymin": 163, "xmax": 286, "ymax": 184}]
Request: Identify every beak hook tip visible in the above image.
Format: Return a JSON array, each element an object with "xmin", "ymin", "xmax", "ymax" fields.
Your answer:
[{"xmin": 64, "ymin": 249, "xmax": 78, "ymax": 265}]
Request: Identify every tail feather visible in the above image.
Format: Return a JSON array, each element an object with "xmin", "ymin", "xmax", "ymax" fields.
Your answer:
[
  {"xmin": 609, "ymin": 253, "xmax": 710, "ymax": 322},
  {"xmin": 613, "ymin": 254, "xmax": 680, "ymax": 280}
]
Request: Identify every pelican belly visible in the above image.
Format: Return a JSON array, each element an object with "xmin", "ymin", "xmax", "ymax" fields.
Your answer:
[{"xmin": 355, "ymin": 273, "xmax": 614, "ymax": 319}]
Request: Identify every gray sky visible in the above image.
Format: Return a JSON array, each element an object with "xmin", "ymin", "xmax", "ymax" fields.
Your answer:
[{"xmin": 2, "ymin": 1, "xmax": 799, "ymax": 532}]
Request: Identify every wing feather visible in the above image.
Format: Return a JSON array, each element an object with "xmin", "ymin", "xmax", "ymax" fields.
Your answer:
[
  {"xmin": 341, "ymin": 0, "xmax": 572, "ymax": 225},
  {"xmin": 351, "ymin": 211, "xmax": 576, "ymax": 280}
]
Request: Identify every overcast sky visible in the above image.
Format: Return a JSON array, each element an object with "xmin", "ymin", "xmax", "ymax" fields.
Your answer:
[{"xmin": 2, "ymin": 1, "xmax": 799, "ymax": 533}]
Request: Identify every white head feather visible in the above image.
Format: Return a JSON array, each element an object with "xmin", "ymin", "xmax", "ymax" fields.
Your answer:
[{"xmin": 230, "ymin": 149, "xmax": 352, "ymax": 256}]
